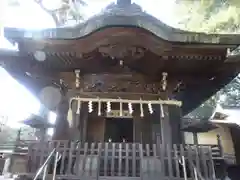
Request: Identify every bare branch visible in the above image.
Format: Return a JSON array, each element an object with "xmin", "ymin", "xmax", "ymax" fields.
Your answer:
[
  {"xmin": 7, "ymin": 0, "xmax": 87, "ymax": 26},
  {"xmin": 33, "ymin": 0, "xmax": 86, "ymax": 26},
  {"xmin": 33, "ymin": 0, "xmax": 61, "ymax": 26}
]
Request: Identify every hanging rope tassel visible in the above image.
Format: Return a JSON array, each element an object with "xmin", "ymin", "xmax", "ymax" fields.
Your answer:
[
  {"xmin": 128, "ymin": 102, "xmax": 133, "ymax": 114},
  {"xmin": 107, "ymin": 101, "xmax": 111, "ymax": 113},
  {"xmin": 98, "ymin": 98, "xmax": 101, "ymax": 116},
  {"xmin": 140, "ymin": 98, "xmax": 144, "ymax": 117},
  {"xmin": 148, "ymin": 102, "xmax": 153, "ymax": 114},
  {"xmin": 67, "ymin": 99, "xmax": 73, "ymax": 123},
  {"xmin": 88, "ymin": 101, "xmax": 93, "ymax": 113},
  {"xmin": 119, "ymin": 98, "xmax": 123, "ymax": 117}
]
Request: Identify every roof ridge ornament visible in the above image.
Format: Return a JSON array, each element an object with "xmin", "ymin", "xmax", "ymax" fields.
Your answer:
[
  {"xmin": 117, "ymin": 0, "xmax": 132, "ymax": 6},
  {"xmin": 105, "ymin": 0, "xmax": 141, "ymax": 14}
]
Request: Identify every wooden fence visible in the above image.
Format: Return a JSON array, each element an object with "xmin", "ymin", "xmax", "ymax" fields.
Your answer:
[{"xmin": 27, "ymin": 141, "xmax": 220, "ymax": 180}]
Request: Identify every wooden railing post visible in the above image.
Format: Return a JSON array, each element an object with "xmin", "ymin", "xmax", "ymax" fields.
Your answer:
[
  {"xmin": 156, "ymin": 135, "xmax": 161, "ymax": 156},
  {"xmin": 217, "ymin": 134, "xmax": 228, "ymax": 179},
  {"xmin": 24, "ymin": 140, "xmax": 232, "ymax": 179},
  {"xmin": 217, "ymin": 134, "xmax": 223, "ymax": 157},
  {"xmin": 208, "ymin": 147, "xmax": 216, "ymax": 179}
]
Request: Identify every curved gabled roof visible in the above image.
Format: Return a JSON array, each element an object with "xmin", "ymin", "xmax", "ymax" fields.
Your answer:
[
  {"xmin": 2, "ymin": 1, "xmax": 240, "ymax": 116},
  {"xmin": 4, "ymin": 2, "xmax": 240, "ymax": 45}
]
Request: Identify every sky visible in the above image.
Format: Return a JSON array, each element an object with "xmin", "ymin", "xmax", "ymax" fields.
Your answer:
[
  {"xmin": 0, "ymin": 67, "xmax": 40, "ymax": 128},
  {"xmin": 0, "ymin": 0, "xmax": 177, "ymax": 128}
]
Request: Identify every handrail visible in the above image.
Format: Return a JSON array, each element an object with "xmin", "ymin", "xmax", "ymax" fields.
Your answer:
[
  {"xmin": 52, "ymin": 152, "xmax": 59, "ymax": 180},
  {"xmin": 179, "ymin": 155, "xmax": 204, "ymax": 180},
  {"xmin": 180, "ymin": 156, "xmax": 188, "ymax": 180},
  {"xmin": 188, "ymin": 158, "xmax": 205, "ymax": 180},
  {"xmin": 33, "ymin": 148, "xmax": 56, "ymax": 180}
]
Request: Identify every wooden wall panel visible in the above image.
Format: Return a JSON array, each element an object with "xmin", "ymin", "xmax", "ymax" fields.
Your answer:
[
  {"xmin": 184, "ymin": 124, "xmax": 235, "ymax": 155},
  {"xmin": 87, "ymin": 116, "xmax": 105, "ymax": 142},
  {"xmin": 133, "ymin": 115, "xmax": 141, "ymax": 143}
]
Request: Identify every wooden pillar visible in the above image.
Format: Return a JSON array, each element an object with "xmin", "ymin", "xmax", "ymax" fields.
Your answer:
[
  {"xmin": 168, "ymin": 105, "xmax": 184, "ymax": 145},
  {"xmin": 133, "ymin": 115, "xmax": 141, "ymax": 143},
  {"xmin": 150, "ymin": 105, "xmax": 161, "ymax": 144},
  {"xmin": 160, "ymin": 104, "xmax": 172, "ymax": 146},
  {"xmin": 141, "ymin": 115, "xmax": 152, "ymax": 144},
  {"xmin": 69, "ymin": 112, "xmax": 81, "ymax": 141},
  {"xmin": 69, "ymin": 99, "xmax": 81, "ymax": 141},
  {"xmin": 83, "ymin": 111, "xmax": 88, "ymax": 142},
  {"xmin": 193, "ymin": 132, "xmax": 198, "ymax": 145},
  {"xmin": 52, "ymin": 98, "xmax": 70, "ymax": 140},
  {"xmin": 133, "ymin": 106, "xmax": 152, "ymax": 144},
  {"xmin": 133, "ymin": 106, "xmax": 141, "ymax": 143},
  {"xmin": 160, "ymin": 105, "xmax": 183, "ymax": 146},
  {"xmin": 75, "ymin": 113, "xmax": 81, "ymax": 140},
  {"xmin": 217, "ymin": 134, "xmax": 224, "ymax": 157},
  {"xmin": 217, "ymin": 134, "xmax": 227, "ymax": 179},
  {"xmin": 78, "ymin": 102, "xmax": 88, "ymax": 142}
]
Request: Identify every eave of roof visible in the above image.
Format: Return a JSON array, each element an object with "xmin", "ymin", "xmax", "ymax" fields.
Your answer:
[
  {"xmin": 4, "ymin": 3, "xmax": 240, "ymax": 45},
  {"xmin": 0, "ymin": 52, "xmax": 238, "ymax": 116}
]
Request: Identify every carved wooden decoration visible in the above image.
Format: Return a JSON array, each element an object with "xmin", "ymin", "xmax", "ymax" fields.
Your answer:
[
  {"xmin": 82, "ymin": 73, "xmax": 161, "ymax": 94},
  {"xmin": 98, "ymin": 45, "xmax": 145, "ymax": 60}
]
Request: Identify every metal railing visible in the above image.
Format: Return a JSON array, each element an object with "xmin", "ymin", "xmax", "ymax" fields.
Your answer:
[
  {"xmin": 33, "ymin": 148, "xmax": 58, "ymax": 180},
  {"xmin": 179, "ymin": 155, "xmax": 208, "ymax": 180},
  {"xmin": 179, "ymin": 156, "xmax": 188, "ymax": 180},
  {"xmin": 188, "ymin": 158, "xmax": 205, "ymax": 180}
]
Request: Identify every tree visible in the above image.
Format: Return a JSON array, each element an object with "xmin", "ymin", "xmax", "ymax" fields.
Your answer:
[
  {"xmin": 0, "ymin": 115, "xmax": 36, "ymax": 144},
  {"xmin": 7, "ymin": 0, "xmax": 87, "ymax": 27},
  {"xmin": 175, "ymin": 0, "xmax": 240, "ymax": 118},
  {"xmin": 175, "ymin": 0, "xmax": 240, "ymax": 33},
  {"xmin": 35, "ymin": 0, "xmax": 87, "ymax": 26}
]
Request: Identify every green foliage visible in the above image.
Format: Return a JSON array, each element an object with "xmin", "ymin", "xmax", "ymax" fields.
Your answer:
[
  {"xmin": 0, "ymin": 115, "xmax": 36, "ymax": 143},
  {"xmin": 42, "ymin": 0, "xmax": 87, "ymax": 26},
  {"xmin": 175, "ymin": 0, "xmax": 240, "ymax": 33},
  {"xmin": 176, "ymin": 0, "xmax": 240, "ymax": 118}
]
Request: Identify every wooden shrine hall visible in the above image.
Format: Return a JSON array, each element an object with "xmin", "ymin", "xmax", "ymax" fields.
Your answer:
[{"xmin": 1, "ymin": 0, "xmax": 240, "ymax": 179}]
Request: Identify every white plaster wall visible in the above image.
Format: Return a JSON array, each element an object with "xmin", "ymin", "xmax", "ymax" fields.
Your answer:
[{"xmin": 184, "ymin": 125, "xmax": 235, "ymax": 154}]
